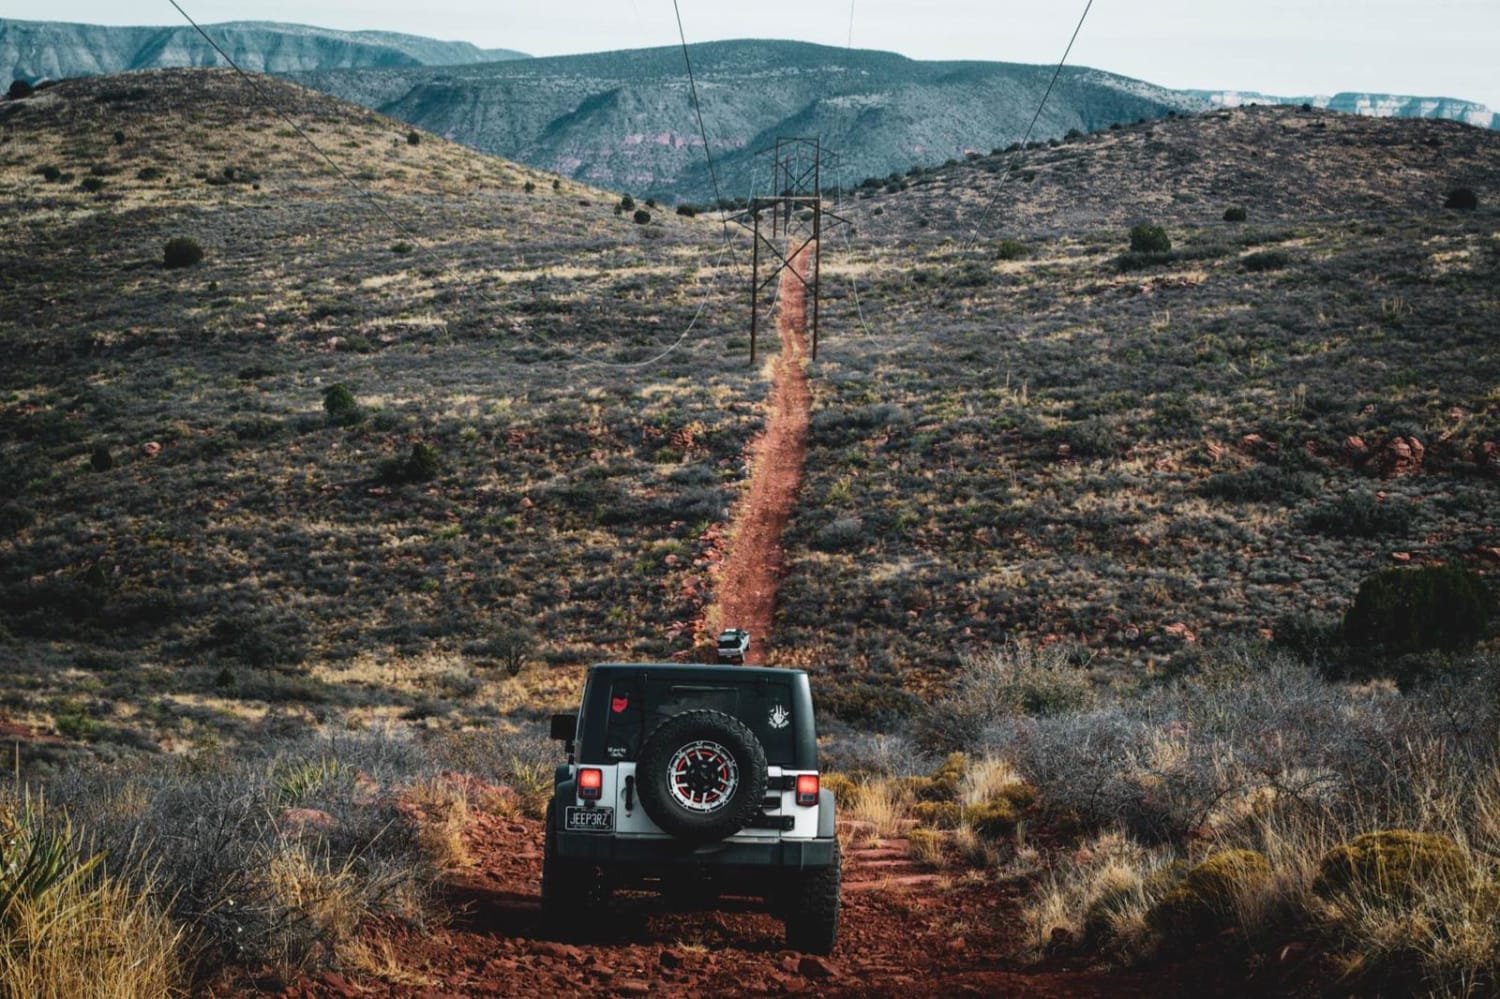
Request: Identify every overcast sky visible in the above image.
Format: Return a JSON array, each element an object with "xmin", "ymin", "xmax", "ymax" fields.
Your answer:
[{"xmin": 9, "ymin": 1, "xmax": 1499, "ymax": 111}]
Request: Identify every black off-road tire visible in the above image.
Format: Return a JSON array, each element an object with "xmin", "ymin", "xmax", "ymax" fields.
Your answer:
[
  {"xmin": 635, "ymin": 709, "xmax": 768, "ymax": 843},
  {"xmin": 784, "ymin": 840, "xmax": 841, "ymax": 954},
  {"xmin": 541, "ymin": 801, "xmax": 606, "ymax": 936}
]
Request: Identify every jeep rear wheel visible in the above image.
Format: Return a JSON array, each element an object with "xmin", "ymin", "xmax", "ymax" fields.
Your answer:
[
  {"xmin": 784, "ymin": 840, "xmax": 841, "ymax": 954},
  {"xmin": 636, "ymin": 709, "xmax": 768, "ymax": 842}
]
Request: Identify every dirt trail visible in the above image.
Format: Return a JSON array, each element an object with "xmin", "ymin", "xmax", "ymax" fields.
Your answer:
[
  {"xmin": 708, "ymin": 246, "xmax": 813, "ymax": 663},
  {"xmin": 276, "ymin": 813, "xmax": 1242, "ymax": 998}
]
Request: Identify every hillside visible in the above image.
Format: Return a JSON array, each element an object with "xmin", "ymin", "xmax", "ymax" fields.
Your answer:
[
  {"xmin": 0, "ymin": 18, "xmax": 527, "ymax": 82},
  {"xmin": 0, "ymin": 68, "xmax": 747, "ymax": 760},
  {"xmin": 779, "ymin": 103, "xmax": 1499, "ymax": 690},
  {"xmin": 293, "ymin": 40, "xmax": 1212, "ymax": 204}
]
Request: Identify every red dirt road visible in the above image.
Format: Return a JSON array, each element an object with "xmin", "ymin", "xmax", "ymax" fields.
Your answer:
[
  {"xmin": 708, "ymin": 246, "xmax": 813, "ymax": 663},
  {"xmin": 278, "ymin": 812, "xmax": 1245, "ymax": 998}
]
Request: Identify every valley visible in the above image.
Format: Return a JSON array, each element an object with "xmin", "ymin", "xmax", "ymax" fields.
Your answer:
[{"xmin": 0, "ymin": 63, "xmax": 1497, "ymax": 996}]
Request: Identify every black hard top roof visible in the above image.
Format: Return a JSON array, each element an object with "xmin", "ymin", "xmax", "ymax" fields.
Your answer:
[{"xmin": 587, "ymin": 662, "xmax": 804, "ymax": 680}]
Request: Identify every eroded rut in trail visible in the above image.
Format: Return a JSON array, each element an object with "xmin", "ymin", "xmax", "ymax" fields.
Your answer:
[{"xmin": 706, "ymin": 245, "xmax": 812, "ymax": 662}]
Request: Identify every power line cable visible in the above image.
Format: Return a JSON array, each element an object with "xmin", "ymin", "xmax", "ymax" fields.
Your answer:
[
  {"xmin": 673, "ymin": 0, "xmax": 727, "ymax": 215},
  {"xmin": 962, "ymin": 0, "xmax": 1094, "ymax": 251}
]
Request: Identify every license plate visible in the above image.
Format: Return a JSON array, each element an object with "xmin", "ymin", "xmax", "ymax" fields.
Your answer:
[{"xmin": 565, "ymin": 806, "xmax": 614, "ymax": 832}]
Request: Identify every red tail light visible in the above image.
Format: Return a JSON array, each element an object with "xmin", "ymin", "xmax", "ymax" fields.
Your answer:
[
  {"xmin": 578, "ymin": 767, "xmax": 603, "ymax": 801},
  {"xmin": 795, "ymin": 774, "xmax": 820, "ymax": 807}
]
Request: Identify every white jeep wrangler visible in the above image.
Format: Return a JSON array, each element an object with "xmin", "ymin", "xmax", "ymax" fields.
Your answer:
[{"xmin": 545, "ymin": 662, "xmax": 841, "ymax": 953}]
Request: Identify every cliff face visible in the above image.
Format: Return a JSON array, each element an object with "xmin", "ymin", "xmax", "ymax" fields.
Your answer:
[
  {"xmin": 0, "ymin": 19, "xmax": 526, "ymax": 81},
  {"xmin": 1193, "ymin": 89, "xmax": 1498, "ymax": 130}
]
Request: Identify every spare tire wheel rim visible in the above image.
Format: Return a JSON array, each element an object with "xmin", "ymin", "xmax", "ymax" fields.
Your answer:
[{"xmin": 668, "ymin": 739, "xmax": 739, "ymax": 812}]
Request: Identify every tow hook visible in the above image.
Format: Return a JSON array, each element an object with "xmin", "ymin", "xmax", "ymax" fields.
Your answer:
[{"xmin": 624, "ymin": 775, "xmax": 635, "ymax": 813}]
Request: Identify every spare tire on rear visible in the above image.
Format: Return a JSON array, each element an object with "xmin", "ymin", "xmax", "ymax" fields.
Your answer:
[{"xmin": 636, "ymin": 709, "xmax": 768, "ymax": 842}]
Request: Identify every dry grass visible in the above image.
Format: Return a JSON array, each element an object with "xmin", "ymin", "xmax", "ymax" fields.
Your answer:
[
  {"xmin": 404, "ymin": 777, "xmax": 472, "ymax": 872},
  {"xmin": 0, "ymin": 795, "xmax": 186, "ymax": 998},
  {"xmin": 846, "ymin": 777, "xmax": 915, "ymax": 845}
]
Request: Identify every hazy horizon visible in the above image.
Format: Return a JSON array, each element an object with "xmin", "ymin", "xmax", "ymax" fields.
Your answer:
[{"xmin": 4, "ymin": 2, "xmax": 1497, "ymax": 112}]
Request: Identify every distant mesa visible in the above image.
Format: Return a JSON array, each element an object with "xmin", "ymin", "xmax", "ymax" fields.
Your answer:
[
  {"xmin": 0, "ymin": 18, "xmax": 528, "ymax": 84},
  {"xmin": 1192, "ymin": 89, "xmax": 1498, "ymax": 130}
]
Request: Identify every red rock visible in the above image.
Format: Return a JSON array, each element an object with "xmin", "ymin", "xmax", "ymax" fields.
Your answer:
[
  {"xmin": 1344, "ymin": 434, "xmax": 1367, "ymax": 455},
  {"xmin": 1163, "ymin": 622, "xmax": 1197, "ymax": 642},
  {"xmin": 1390, "ymin": 551, "xmax": 1412, "ymax": 562},
  {"xmin": 531, "ymin": 941, "xmax": 584, "ymax": 962},
  {"xmin": 276, "ymin": 807, "xmax": 335, "ymax": 836},
  {"xmin": 797, "ymin": 955, "xmax": 838, "ymax": 979},
  {"xmin": 616, "ymin": 982, "xmax": 652, "ymax": 996},
  {"xmin": 142, "ymin": 441, "xmax": 162, "ymax": 456},
  {"xmin": 1378, "ymin": 435, "xmax": 1425, "ymax": 477},
  {"xmin": 946, "ymin": 936, "xmax": 967, "ymax": 953}
]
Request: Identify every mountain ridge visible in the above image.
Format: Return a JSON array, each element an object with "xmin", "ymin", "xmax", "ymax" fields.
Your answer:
[
  {"xmin": 0, "ymin": 18, "xmax": 528, "ymax": 81},
  {"xmin": 5, "ymin": 22, "xmax": 1496, "ymax": 202}
]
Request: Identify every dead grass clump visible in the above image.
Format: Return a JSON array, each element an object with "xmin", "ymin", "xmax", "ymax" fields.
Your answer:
[
  {"xmin": 848, "ymin": 777, "xmax": 914, "ymax": 842},
  {"xmin": 404, "ymin": 776, "xmax": 472, "ymax": 872},
  {"xmin": 41, "ymin": 734, "xmax": 440, "ymax": 982},
  {"xmin": 1022, "ymin": 830, "xmax": 1175, "ymax": 962},
  {"xmin": 0, "ymin": 793, "xmax": 186, "ymax": 997},
  {"xmin": 820, "ymin": 771, "xmax": 860, "ymax": 809},
  {"xmin": 906, "ymin": 827, "xmax": 946, "ymax": 865}
]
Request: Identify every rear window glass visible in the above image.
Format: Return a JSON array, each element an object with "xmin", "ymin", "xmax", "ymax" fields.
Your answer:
[{"xmin": 602, "ymin": 678, "xmax": 796, "ymax": 765}]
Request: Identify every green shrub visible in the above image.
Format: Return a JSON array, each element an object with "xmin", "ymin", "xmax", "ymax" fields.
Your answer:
[
  {"xmin": 632, "ymin": 208, "xmax": 651, "ymax": 225},
  {"xmin": 1147, "ymin": 849, "xmax": 1272, "ymax": 942},
  {"xmin": 619, "ymin": 194, "xmax": 635, "ymax": 211},
  {"xmin": 35, "ymin": 164, "xmax": 62, "ymax": 182},
  {"xmin": 136, "ymin": 166, "xmax": 163, "ymax": 181},
  {"xmin": 8, "ymin": 79, "xmax": 34, "ymax": 100},
  {"xmin": 321, "ymin": 383, "xmax": 361, "ymax": 426},
  {"xmin": 162, "ymin": 236, "xmax": 204, "ymax": 270},
  {"xmin": 818, "ymin": 772, "xmax": 859, "ymax": 808},
  {"xmin": 390, "ymin": 241, "xmax": 414, "ymax": 255},
  {"xmin": 89, "ymin": 445, "xmax": 113, "ymax": 472},
  {"xmin": 966, "ymin": 797, "xmax": 1020, "ymax": 837},
  {"xmin": 1303, "ymin": 491, "xmax": 1412, "ymax": 538},
  {"xmin": 1313, "ymin": 830, "xmax": 1471, "ymax": 906},
  {"xmin": 1129, "ymin": 223, "xmax": 1172, "ymax": 254},
  {"xmin": 1222, "ymin": 206, "xmax": 1247, "ymax": 222},
  {"xmin": 912, "ymin": 800, "xmax": 961, "ymax": 828},
  {"xmin": 380, "ymin": 442, "xmax": 441, "ymax": 484},
  {"xmin": 1199, "ymin": 466, "xmax": 1320, "ymax": 503},
  {"xmin": 995, "ymin": 239, "xmax": 1028, "ymax": 261},
  {"xmin": 406, "ymin": 130, "xmax": 421, "ymax": 146},
  {"xmin": 1444, "ymin": 187, "xmax": 1478, "ymax": 211},
  {"xmin": 78, "ymin": 176, "xmax": 105, "ymax": 193},
  {"xmin": 1242, "ymin": 249, "xmax": 1291, "ymax": 272},
  {"xmin": 675, "ymin": 203, "xmax": 698, "ymax": 217},
  {"xmin": 1343, "ymin": 564, "xmax": 1493, "ymax": 657}
]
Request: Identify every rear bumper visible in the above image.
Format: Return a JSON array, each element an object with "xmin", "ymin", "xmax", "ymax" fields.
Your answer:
[{"xmin": 557, "ymin": 832, "xmax": 837, "ymax": 870}]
